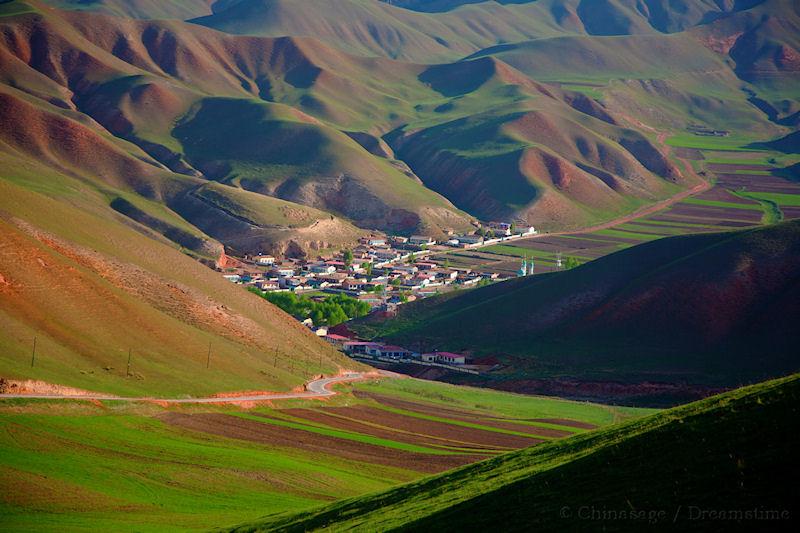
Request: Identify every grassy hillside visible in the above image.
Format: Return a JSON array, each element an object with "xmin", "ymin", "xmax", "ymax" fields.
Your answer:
[
  {"xmin": 230, "ymin": 372, "xmax": 800, "ymax": 532},
  {"xmin": 0, "ymin": 376, "xmax": 649, "ymax": 531},
  {"xmin": 0, "ymin": 151, "xmax": 361, "ymax": 396},
  {"xmin": 354, "ymin": 221, "xmax": 800, "ymax": 403}
]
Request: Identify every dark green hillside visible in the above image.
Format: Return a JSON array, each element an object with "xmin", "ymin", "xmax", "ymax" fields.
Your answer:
[
  {"xmin": 354, "ymin": 221, "xmax": 800, "ymax": 402},
  {"xmin": 230, "ymin": 373, "xmax": 800, "ymax": 532}
]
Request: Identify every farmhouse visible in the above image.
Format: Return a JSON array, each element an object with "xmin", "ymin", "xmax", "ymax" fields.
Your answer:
[
  {"xmin": 434, "ymin": 352, "xmax": 466, "ymax": 365},
  {"xmin": 456, "ymin": 234, "xmax": 484, "ymax": 245},
  {"xmin": 325, "ymin": 333, "xmax": 350, "ymax": 347},
  {"xmin": 309, "ymin": 263, "xmax": 337, "ymax": 274},
  {"xmin": 254, "ymin": 255, "xmax": 276, "ymax": 265},
  {"xmin": 342, "ymin": 341, "xmax": 382, "ymax": 354},
  {"xmin": 487, "ymin": 222, "xmax": 512, "ymax": 236},
  {"xmin": 367, "ymin": 345, "xmax": 412, "ymax": 359},
  {"xmin": 409, "ymin": 235, "xmax": 435, "ymax": 246},
  {"xmin": 255, "ymin": 279, "xmax": 280, "ymax": 291}
]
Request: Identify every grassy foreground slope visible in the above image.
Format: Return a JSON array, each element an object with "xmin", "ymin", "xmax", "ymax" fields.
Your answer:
[
  {"xmin": 0, "ymin": 376, "xmax": 648, "ymax": 531},
  {"xmin": 231, "ymin": 373, "xmax": 800, "ymax": 532},
  {"xmin": 354, "ymin": 221, "xmax": 800, "ymax": 400}
]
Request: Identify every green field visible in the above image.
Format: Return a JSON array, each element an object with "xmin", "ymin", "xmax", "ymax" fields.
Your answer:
[
  {"xmin": 0, "ymin": 377, "xmax": 649, "ymax": 532},
  {"xmin": 354, "ymin": 378, "xmax": 649, "ymax": 426},
  {"xmin": 232, "ymin": 373, "xmax": 800, "ymax": 532}
]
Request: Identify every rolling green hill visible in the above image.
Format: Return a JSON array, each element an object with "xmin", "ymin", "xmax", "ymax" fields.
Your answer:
[
  {"xmin": 229, "ymin": 372, "xmax": 800, "ymax": 532},
  {"xmin": 353, "ymin": 221, "xmax": 800, "ymax": 404}
]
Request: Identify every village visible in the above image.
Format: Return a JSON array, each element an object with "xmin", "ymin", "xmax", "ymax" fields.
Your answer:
[{"xmin": 217, "ymin": 221, "xmax": 536, "ymax": 370}]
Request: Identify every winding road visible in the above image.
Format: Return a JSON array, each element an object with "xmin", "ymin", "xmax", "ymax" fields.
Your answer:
[{"xmin": 0, "ymin": 372, "xmax": 372, "ymax": 403}]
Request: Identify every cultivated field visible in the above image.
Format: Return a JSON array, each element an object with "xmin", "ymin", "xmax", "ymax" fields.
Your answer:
[
  {"xmin": 439, "ymin": 146, "xmax": 800, "ymax": 274},
  {"xmin": 0, "ymin": 377, "xmax": 650, "ymax": 531}
]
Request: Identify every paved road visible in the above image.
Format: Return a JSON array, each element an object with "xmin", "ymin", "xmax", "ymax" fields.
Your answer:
[{"xmin": 0, "ymin": 372, "xmax": 369, "ymax": 403}]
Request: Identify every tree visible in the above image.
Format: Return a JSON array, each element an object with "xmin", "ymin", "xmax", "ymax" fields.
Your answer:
[
  {"xmin": 444, "ymin": 258, "xmax": 451, "ymax": 269},
  {"xmin": 563, "ymin": 256, "xmax": 581, "ymax": 270},
  {"xmin": 310, "ymin": 308, "xmax": 325, "ymax": 326},
  {"xmin": 407, "ymin": 252, "xmax": 416, "ymax": 264},
  {"xmin": 362, "ymin": 261, "xmax": 373, "ymax": 278},
  {"xmin": 342, "ymin": 249, "xmax": 353, "ymax": 267},
  {"xmin": 390, "ymin": 278, "xmax": 402, "ymax": 287},
  {"xmin": 326, "ymin": 304, "xmax": 348, "ymax": 326}
]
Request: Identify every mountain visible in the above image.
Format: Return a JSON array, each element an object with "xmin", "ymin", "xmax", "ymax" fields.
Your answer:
[
  {"xmin": 230, "ymin": 372, "xmax": 800, "ymax": 531},
  {"xmin": 0, "ymin": 2, "xmax": 475, "ymax": 243},
  {"xmin": 353, "ymin": 221, "xmax": 800, "ymax": 404},
  {"xmin": 189, "ymin": 0, "xmax": 563, "ymax": 63},
  {"xmin": 1, "ymin": 0, "xmax": 795, "ymax": 246},
  {"xmin": 1, "ymin": 0, "xmax": 721, "ymax": 242},
  {"xmin": 40, "ymin": 0, "xmax": 224, "ymax": 19}
]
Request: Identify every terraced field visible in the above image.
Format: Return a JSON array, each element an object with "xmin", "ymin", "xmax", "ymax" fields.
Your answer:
[
  {"xmin": 0, "ymin": 377, "xmax": 649, "ymax": 532},
  {"xmin": 441, "ymin": 147, "xmax": 800, "ymax": 274}
]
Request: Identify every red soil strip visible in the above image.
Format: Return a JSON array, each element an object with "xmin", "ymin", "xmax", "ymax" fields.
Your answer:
[
  {"xmin": 781, "ymin": 207, "xmax": 800, "ymax": 219},
  {"xmin": 357, "ymin": 392, "xmax": 574, "ymax": 439},
  {"xmin": 282, "ymin": 406, "xmax": 543, "ymax": 450},
  {"xmin": 646, "ymin": 215, "xmax": 753, "ymax": 227},
  {"xmin": 160, "ymin": 412, "xmax": 482, "ymax": 474},
  {"xmin": 666, "ymin": 205, "xmax": 763, "ymax": 222},
  {"xmin": 695, "ymin": 188, "xmax": 759, "ymax": 204}
]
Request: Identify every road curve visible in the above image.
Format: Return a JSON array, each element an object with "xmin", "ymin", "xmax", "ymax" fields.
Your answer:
[{"xmin": 0, "ymin": 372, "xmax": 370, "ymax": 403}]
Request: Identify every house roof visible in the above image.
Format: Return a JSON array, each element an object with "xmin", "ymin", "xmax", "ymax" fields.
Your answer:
[
  {"xmin": 380, "ymin": 345, "xmax": 410, "ymax": 352},
  {"xmin": 434, "ymin": 351, "xmax": 465, "ymax": 358}
]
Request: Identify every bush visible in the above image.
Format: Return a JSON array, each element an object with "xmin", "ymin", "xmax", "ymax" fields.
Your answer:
[{"xmin": 249, "ymin": 287, "xmax": 369, "ymax": 326}]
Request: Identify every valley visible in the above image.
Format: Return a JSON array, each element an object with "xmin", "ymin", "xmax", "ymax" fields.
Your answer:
[{"xmin": 0, "ymin": 0, "xmax": 798, "ymax": 530}]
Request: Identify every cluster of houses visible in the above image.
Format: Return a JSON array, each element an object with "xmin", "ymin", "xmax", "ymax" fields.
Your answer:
[
  {"xmin": 325, "ymin": 335, "xmax": 468, "ymax": 366},
  {"xmin": 445, "ymin": 222, "xmax": 536, "ymax": 248},
  {"xmin": 219, "ymin": 225, "xmax": 530, "ymax": 314}
]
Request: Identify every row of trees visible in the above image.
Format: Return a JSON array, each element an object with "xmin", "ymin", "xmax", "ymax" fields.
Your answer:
[{"xmin": 249, "ymin": 288, "xmax": 370, "ymax": 326}]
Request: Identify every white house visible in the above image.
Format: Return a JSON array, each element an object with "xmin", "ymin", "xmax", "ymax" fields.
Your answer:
[
  {"xmin": 434, "ymin": 352, "xmax": 466, "ymax": 365},
  {"xmin": 309, "ymin": 263, "xmax": 337, "ymax": 274},
  {"xmin": 409, "ymin": 235, "xmax": 435, "ymax": 246},
  {"xmin": 254, "ymin": 255, "xmax": 276, "ymax": 265},
  {"xmin": 366, "ymin": 345, "xmax": 411, "ymax": 358}
]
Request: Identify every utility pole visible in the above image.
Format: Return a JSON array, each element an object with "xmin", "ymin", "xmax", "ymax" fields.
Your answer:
[
  {"xmin": 206, "ymin": 342, "xmax": 211, "ymax": 369},
  {"xmin": 31, "ymin": 337, "xmax": 37, "ymax": 368},
  {"xmin": 126, "ymin": 348, "xmax": 132, "ymax": 377}
]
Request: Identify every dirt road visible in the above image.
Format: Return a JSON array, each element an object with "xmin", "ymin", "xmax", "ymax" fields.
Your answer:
[{"xmin": 0, "ymin": 372, "xmax": 376, "ymax": 403}]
